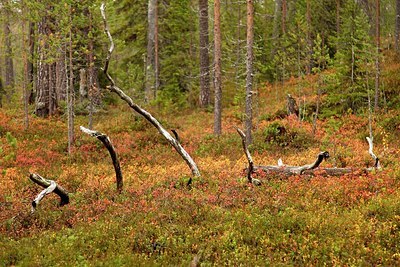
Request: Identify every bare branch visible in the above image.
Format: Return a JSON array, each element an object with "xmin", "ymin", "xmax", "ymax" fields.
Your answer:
[
  {"xmin": 366, "ymin": 137, "xmax": 381, "ymax": 169},
  {"xmin": 80, "ymin": 126, "xmax": 123, "ymax": 192},
  {"xmin": 29, "ymin": 173, "xmax": 69, "ymax": 211},
  {"xmin": 100, "ymin": 3, "xmax": 200, "ymax": 177},
  {"xmin": 236, "ymin": 127, "xmax": 261, "ymax": 186}
]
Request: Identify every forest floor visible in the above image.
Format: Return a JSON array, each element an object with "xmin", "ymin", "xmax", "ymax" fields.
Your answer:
[{"xmin": 1, "ymin": 74, "xmax": 400, "ymax": 265}]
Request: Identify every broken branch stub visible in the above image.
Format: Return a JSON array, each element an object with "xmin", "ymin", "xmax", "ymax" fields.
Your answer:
[
  {"xmin": 80, "ymin": 126, "xmax": 123, "ymax": 192},
  {"xmin": 100, "ymin": 3, "xmax": 200, "ymax": 177},
  {"xmin": 29, "ymin": 173, "xmax": 69, "ymax": 212},
  {"xmin": 366, "ymin": 136, "xmax": 381, "ymax": 169}
]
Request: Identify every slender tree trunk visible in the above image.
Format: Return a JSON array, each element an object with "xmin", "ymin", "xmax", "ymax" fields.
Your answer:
[
  {"xmin": 235, "ymin": 2, "xmax": 242, "ymax": 91},
  {"xmin": 21, "ymin": 4, "xmax": 29, "ymax": 129},
  {"xmin": 396, "ymin": 0, "xmax": 400, "ymax": 52},
  {"xmin": 214, "ymin": 0, "xmax": 222, "ymax": 135},
  {"xmin": 4, "ymin": 4, "xmax": 15, "ymax": 99},
  {"xmin": 306, "ymin": 0, "xmax": 312, "ymax": 75},
  {"xmin": 245, "ymin": 0, "xmax": 254, "ymax": 145},
  {"xmin": 88, "ymin": 10, "xmax": 95, "ymax": 129},
  {"xmin": 199, "ymin": 0, "xmax": 210, "ymax": 108},
  {"xmin": 67, "ymin": 18, "xmax": 75, "ymax": 154},
  {"xmin": 282, "ymin": 0, "xmax": 287, "ymax": 35},
  {"xmin": 145, "ymin": 0, "xmax": 158, "ymax": 102},
  {"xmin": 35, "ymin": 17, "xmax": 50, "ymax": 117},
  {"xmin": 374, "ymin": 0, "xmax": 380, "ymax": 112},
  {"xmin": 28, "ymin": 22, "xmax": 35, "ymax": 105},
  {"xmin": 271, "ymin": 0, "xmax": 282, "ymax": 58},
  {"xmin": 336, "ymin": 0, "xmax": 340, "ymax": 50}
]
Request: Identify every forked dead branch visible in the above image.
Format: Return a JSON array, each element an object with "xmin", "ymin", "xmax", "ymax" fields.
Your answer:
[
  {"xmin": 237, "ymin": 129, "xmax": 382, "ymax": 183},
  {"xmin": 100, "ymin": 3, "xmax": 200, "ymax": 181}
]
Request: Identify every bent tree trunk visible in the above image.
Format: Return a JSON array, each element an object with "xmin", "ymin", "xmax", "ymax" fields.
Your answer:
[
  {"xmin": 30, "ymin": 173, "xmax": 69, "ymax": 212},
  {"xmin": 100, "ymin": 3, "xmax": 200, "ymax": 180},
  {"xmin": 80, "ymin": 126, "xmax": 123, "ymax": 192}
]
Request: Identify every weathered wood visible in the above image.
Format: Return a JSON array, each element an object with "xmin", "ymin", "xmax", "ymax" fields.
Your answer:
[
  {"xmin": 255, "ymin": 151, "xmax": 330, "ymax": 176},
  {"xmin": 287, "ymin": 94, "xmax": 299, "ymax": 116},
  {"xmin": 29, "ymin": 173, "xmax": 69, "ymax": 211},
  {"xmin": 80, "ymin": 126, "xmax": 123, "ymax": 192},
  {"xmin": 366, "ymin": 136, "xmax": 381, "ymax": 169},
  {"xmin": 100, "ymin": 3, "xmax": 200, "ymax": 178},
  {"xmin": 236, "ymin": 127, "xmax": 261, "ymax": 185}
]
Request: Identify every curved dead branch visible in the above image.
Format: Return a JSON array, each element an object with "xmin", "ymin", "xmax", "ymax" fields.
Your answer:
[
  {"xmin": 29, "ymin": 173, "xmax": 69, "ymax": 212},
  {"xmin": 366, "ymin": 136, "xmax": 381, "ymax": 169},
  {"xmin": 80, "ymin": 126, "xmax": 123, "ymax": 192},
  {"xmin": 100, "ymin": 3, "xmax": 200, "ymax": 178},
  {"xmin": 236, "ymin": 127, "xmax": 261, "ymax": 186}
]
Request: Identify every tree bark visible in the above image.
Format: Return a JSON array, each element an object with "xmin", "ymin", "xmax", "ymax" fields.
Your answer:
[
  {"xmin": 282, "ymin": 0, "xmax": 287, "ymax": 35},
  {"xmin": 306, "ymin": 0, "xmax": 312, "ymax": 75},
  {"xmin": 199, "ymin": 0, "xmax": 211, "ymax": 108},
  {"xmin": 146, "ymin": 0, "xmax": 158, "ymax": 102},
  {"xmin": 396, "ymin": 0, "xmax": 400, "ymax": 51},
  {"xmin": 22, "ymin": 8, "xmax": 29, "ymax": 130},
  {"xmin": 245, "ymin": 0, "xmax": 254, "ymax": 145},
  {"xmin": 271, "ymin": 0, "xmax": 282, "ymax": 58},
  {"xmin": 374, "ymin": 0, "xmax": 380, "ymax": 112},
  {"xmin": 100, "ymin": 3, "xmax": 201, "ymax": 178},
  {"xmin": 4, "ymin": 3, "xmax": 15, "ymax": 99},
  {"xmin": 35, "ymin": 17, "xmax": 50, "ymax": 117},
  {"xmin": 28, "ymin": 22, "xmax": 35, "ymax": 105},
  {"xmin": 214, "ymin": 0, "xmax": 222, "ymax": 135},
  {"xmin": 67, "ymin": 16, "xmax": 75, "ymax": 154},
  {"xmin": 80, "ymin": 126, "xmax": 123, "ymax": 193}
]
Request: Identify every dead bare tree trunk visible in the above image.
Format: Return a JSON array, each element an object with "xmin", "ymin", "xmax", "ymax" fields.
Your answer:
[
  {"xmin": 67, "ymin": 14, "xmax": 75, "ymax": 155},
  {"xmin": 245, "ymin": 0, "xmax": 254, "ymax": 145},
  {"xmin": 306, "ymin": 0, "xmax": 312, "ymax": 75},
  {"xmin": 374, "ymin": 0, "xmax": 380, "ymax": 112},
  {"xmin": 29, "ymin": 173, "xmax": 69, "ymax": 212},
  {"xmin": 214, "ymin": 0, "xmax": 222, "ymax": 136},
  {"xmin": 80, "ymin": 126, "xmax": 123, "ymax": 192},
  {"xmin": 100, "ymin": 3, "xmax": 200, "ymax": 179}
]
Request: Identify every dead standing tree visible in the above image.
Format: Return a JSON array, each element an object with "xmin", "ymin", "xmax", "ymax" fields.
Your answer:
[{"xmin": 100, "ymin": 4, "xmax": 200, "ymax": 183}]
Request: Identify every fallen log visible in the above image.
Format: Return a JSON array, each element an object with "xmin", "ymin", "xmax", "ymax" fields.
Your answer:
[
  {"xmin": 80, "ymin": 126, "xmax": 123, "ymax": 193},
  {"xmin": 237, "ymin": 130, "xmax": 382, "ymax": 181},
  {"xmin": 100, "ymin": 3, "xmax": 200, "ymax": 181},
  {"xmin": 254, "ymin": 151, "xmax": 330, "ymax": 176},
  {"xmin": 29, "ymin": 173, "xmax": 69, "ymax": 212}
]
